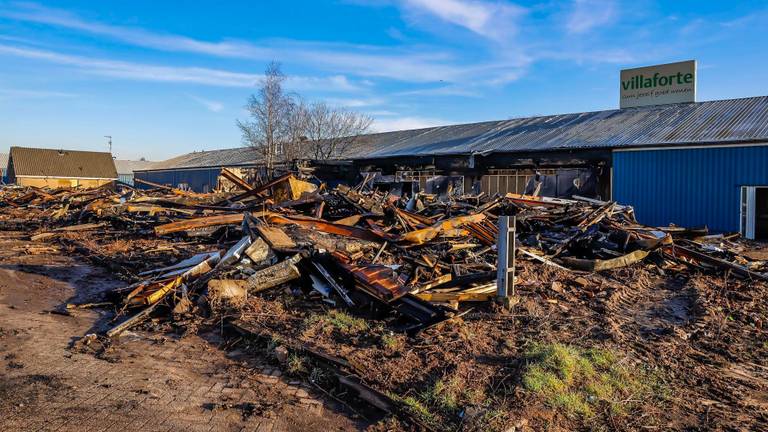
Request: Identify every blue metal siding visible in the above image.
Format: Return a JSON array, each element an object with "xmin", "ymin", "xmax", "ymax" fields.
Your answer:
[
  {"xmin": 118, "ymin": 174, "xmax": 134, "ymax": 186},
  {"xmin": 613, "ymin": 145, "xmax": 768, "ymax": 232},
  {"xmin": 134, "ymin": 168, "xmax": 221, "ymax": 193}
]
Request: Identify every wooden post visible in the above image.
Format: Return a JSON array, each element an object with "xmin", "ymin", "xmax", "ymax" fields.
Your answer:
[{"xmin": 496, "ymin": 215, "xmax": 516, "ymax": 298}]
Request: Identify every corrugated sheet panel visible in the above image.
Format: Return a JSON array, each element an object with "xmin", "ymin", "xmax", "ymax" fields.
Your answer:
[
  {"xmin": 9, "ymin": 147, "xmax": 117, "ymax": 178},
  {"xmin": 146, "ymin": 148, "xmax": 261, "ymax": 170},
  {"xmin": 361, "ymin": 96, "xmax": 768, "ymax": 158},
  {"xmin": 135, "ymin": 168, "xmax": 221, "ymax": 193},
  {"xmin": 114, "ymin": 159, "xmax": 157, "ymax": 174},
  {"xmin": 118, "ymin": 174, "xmax": 134, "ymax": 186},
  {"xmin": 613, "ymin": 145, "xmax": 768, "ymax": 233}
]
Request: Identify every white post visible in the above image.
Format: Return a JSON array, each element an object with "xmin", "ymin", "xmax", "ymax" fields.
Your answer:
[{"xmin": 496, "ymin": 216, "xmax": 516, "ymax": 298}]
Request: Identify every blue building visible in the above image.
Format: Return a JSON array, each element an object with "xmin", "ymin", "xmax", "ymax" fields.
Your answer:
[
  {"xmin": 613, "ymin": 144, "xmax": 768, "ymax": 235},
  {"xmin": 134, "ymin": 147, "xmax": 268, "ymax": 193}
]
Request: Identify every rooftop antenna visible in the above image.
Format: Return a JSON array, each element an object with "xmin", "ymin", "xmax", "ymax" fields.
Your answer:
[{"xmin": 104, "ymin": 135, "xmax": 112, "ymax": 154}]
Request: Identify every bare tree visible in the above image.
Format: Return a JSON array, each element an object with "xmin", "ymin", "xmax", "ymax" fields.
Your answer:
[
  {"xmin": 237, "ymin": 62, "xmax": 296, "ymax": 171},
  {"xmin": 302, "ymin": 102, "xmax": 373, "ymax": 160},
  {"xmin": 282, "ymin": 98, "xmax": 309, "ymax": 163},
  {"xmin": 239, "ymin": 62, "xmax": 373, "ymax": 167}
]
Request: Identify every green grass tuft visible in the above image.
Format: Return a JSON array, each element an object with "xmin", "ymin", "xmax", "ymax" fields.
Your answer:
[
  {"xmin": 286, "ymin": 353, "xmax": 307, "ymax": 375},
  {"xmin": 521, "ymin": 342, "xmax": 659, "ymax": 420},
  {"xmin": 305, "ymin": 309, "xmax": 369, "ymax": 335}
]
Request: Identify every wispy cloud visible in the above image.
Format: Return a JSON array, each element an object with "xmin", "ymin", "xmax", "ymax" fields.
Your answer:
[
  {"xmin": 0, "ymin": 2, "xmax": 267, "ymax": 57},
  {"xmin": 396, "ymin": 85, "xmax": 481, "ymax": 97},
  {"xmin": 537, "ymin": 47, "xmax": 636, "ymax": 65},
  {"xmin": 565, "ymin": 0, "xmax": 617, "ymax": 34},
  {"xmin": 323, "ymin": 97, "xmax": 385, "ymax": 108},
  {"xmin": 0, "ymin": 2, "xmax": 526, "ymax": 85},
  {"xmin": 397, "ymin": 0, "xmax": 526, "ymax": 41},
  {"xmin": 0, "ymin": 44, "xmax": 360, "ymax": 91},
  {"xmin": 187, "ymin": 94, "xmax": 224, "ymax": 112},
  {"xmin": 372, "ymin": 115, "xmax": 451, "ymax": 132},
  {"xmin": 0, "ymin": 43, "xmax": 261, "ymax": 86}
]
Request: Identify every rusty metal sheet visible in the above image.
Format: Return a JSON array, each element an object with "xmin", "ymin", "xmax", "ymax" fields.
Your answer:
[{"xmin": 332, "ymin": 252, "xmax": 410, "ymax": 302}]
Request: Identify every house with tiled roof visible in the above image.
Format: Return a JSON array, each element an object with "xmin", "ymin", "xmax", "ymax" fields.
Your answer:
[{"xmin": 7, "ymin": 146, "xmax": 117, "ymax": 188}]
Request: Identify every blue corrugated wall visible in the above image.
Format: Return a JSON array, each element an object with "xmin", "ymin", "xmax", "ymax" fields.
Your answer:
[
  {"xmin": 613, "ymin": 145, "xmax": 768, "ymax": 233},
  {"xmin": 134, "ymin": 168, "xmax": 221, "ymax": 193}
]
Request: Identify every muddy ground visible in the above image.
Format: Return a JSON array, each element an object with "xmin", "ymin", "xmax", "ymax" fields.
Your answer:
[{"xmin": 0, "ymin": 230, "xmax": 363, "ymax": 432}]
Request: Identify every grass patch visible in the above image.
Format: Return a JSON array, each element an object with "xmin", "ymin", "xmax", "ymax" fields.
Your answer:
[
  {"xmin": 422, "ymin": 378, "xmax": 460, "ymax": 412},
  {"xmin": 286, "ymin": 354, "xmax": 308, "ymax": 375},
  {"xmin": 380, "ymin": 333, "xmax": 401, "ymax": 352},
  {"xmin": 521, "ymin": 342, "xmax": 658, "ymax": 420},
  {"xmin": 305, "ymin": 309, "xmax": 368, "ymax": 335},
  {"xmin": 387, "ymin": 392, "xmax": 437, "ymax": 426}
]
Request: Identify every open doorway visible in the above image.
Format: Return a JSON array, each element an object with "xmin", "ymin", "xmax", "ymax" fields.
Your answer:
[{"xmin": 741, "ymin": 186, "xmax": 768, "ymax": 240}]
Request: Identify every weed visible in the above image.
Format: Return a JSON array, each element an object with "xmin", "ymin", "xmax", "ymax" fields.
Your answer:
[
  {"xmin": 286, "ymin": 354, "xmax": 307, "ymax": 375},
  {"xmin": 423, "ymin": 378, "xmax": 459, "ymax": 412},
  {"xmin": 387, "ymin": 391, "xmax": 437, "ymax": 425},
  {"xmin": 463, "ymin": 387, "xmax": 487, "ymax": 405},
  {"xmin": 521, "ymin": 342, "xmax": 659, "ymax": 420},
  {"xmin": 401, "ymin": 396, "xmax": 435, "ymax": 423},
  {"xmin": 552, "ymin": 392, "xmax": 594, "ymax": 418},
  {"xmin": 380, "ymin": 333, "xmax": 400, "ymax": 352},
  {"xmin": 305, "ymin": 309, "xmax": 368, "ymax": 335}
]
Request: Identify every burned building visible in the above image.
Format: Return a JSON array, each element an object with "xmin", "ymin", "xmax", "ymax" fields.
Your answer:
[
  {"xmin": 326, "ymin": 96, "xmax": 768, "ymax": 238},
  {"xmin": 134, "ymin": 147, "xmax": 281, "ymax": 193}
]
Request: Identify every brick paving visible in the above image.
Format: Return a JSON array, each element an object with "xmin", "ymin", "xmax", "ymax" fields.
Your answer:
[{"xmin": 0, "ymin": 233, "xmax": 359, "ymax": 432}]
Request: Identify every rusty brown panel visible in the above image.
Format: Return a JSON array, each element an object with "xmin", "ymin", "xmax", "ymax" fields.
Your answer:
[
  {"xmin": 268, "ymin": 214, "xmax": 393, "ymax": 243},
  {"xmin": 332, "ymin": 252, "xmax": 411, "ymax": 302}
]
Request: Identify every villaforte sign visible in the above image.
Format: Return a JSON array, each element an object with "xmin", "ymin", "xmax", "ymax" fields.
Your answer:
[{"xmin": 620, "ymin": 60, "xmax": 696, "ymax": 108}]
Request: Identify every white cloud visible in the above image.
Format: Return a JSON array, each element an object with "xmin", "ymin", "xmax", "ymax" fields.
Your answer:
[
  {"xmin": 0, "ymin": 44, "xmax": 360, "ymax": 91},
  {"xmin": 0, "ymin": 2, "xmax": 527, "ymax": 85},
  {"xmin": 365, "ymin": 109, "xmax": 400, "ymax": 116},
  {"xmin": 396, "ymin": 85, "xmax": 481, "ymax": 97},
  {"xmin": 398, "ymin": 0, "xmax": 526, "ymax": 41},
  {"xmin": 187, "ymin": 94, "xmax": 224, "ymax": 112},
  {"xmin": 565, "ymin": 0, "xmax": 617, "ymax": 34},
  {"xmin": 323, "ymin": 97, "xmax": 385, "ymax": 108},
  {"xmin": 0, "ymin": 2, "xmax": 267, "ymax": 58},
  {"xmin": 538, "ymin": 47, "xmax": 636, "ymax": 64},
  {"xmin": 372, "ymin": 115, "xmax": 450, "ymax": 132}
]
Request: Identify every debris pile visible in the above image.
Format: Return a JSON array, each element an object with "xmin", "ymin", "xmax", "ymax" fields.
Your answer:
[{"xmin": 1, "ymin": 172, "xmax": 766, "ymax": 431}]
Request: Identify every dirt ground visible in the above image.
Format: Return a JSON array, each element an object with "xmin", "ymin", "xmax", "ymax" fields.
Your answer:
[
  {"xmin": 3, "ymin": 222, "xmax": 768, "ymax": 431},
  {"xmin": 0, "ymin": 231, "xmax": 363, "ymax": 432}
]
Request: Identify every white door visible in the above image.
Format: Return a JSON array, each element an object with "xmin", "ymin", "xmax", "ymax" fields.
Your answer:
[{"xmin": 741, "ymin": 186, "xmax": 756, "ymax": 239}]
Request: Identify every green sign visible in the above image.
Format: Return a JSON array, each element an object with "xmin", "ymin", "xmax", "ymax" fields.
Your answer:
[{"xmin": 620, "ymin": 60, "xmax": 696, "ymax": 108}]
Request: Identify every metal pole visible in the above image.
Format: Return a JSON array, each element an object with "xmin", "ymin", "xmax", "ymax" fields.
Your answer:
[{"xmin": 496, "ymin": 215, "xmax": 516, "ymax": 298}]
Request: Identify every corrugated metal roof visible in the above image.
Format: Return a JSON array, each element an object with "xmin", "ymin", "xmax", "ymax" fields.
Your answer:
[
  {"xmin": 9, "ymin": 147, "xmax": 117, "ymax": 179},
  {"xmin": 360, "ymin": 96, "xmax": 768, "ymax": 159},
  {"xmin": 141, "ymin": 147, "xmax": 262, "ymax": 171},
  {"xmin": 114, "ymin": 159, "xmax": 157, "ymax": 174}
]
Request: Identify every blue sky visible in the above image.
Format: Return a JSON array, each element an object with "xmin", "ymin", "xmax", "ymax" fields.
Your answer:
[{"xmin": 0, "ymin": 1, "xmax": 766, "ymax": 160}]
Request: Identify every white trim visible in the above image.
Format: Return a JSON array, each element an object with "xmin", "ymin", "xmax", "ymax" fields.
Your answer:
[
  {"xmin": 613, "ymin": 142, "xmax": 768, "ymax": 153},
  {"xmin": 609, "ymin": 165, "xmax": 613, "ymax": 201},
  {"xmin": 741, "ymin": 186, "xmax": 768, "ymax": 240},
  {"xmin": 16, "ymin": 175, "xmax": 117, "ymax": 180}
]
